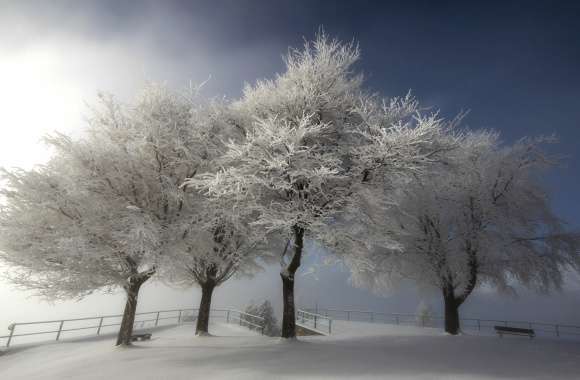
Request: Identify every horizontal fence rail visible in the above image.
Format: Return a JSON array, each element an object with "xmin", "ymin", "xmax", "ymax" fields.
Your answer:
[
  {"xmin": 297, "ymin": 309, "xmax": 332, "ymax": 335},
  {"xmin": 0, "ymin": 307, "xmax": 265, "ymax": 348},
  {"xmin": 305, "ymin": 307, "xmax": 580, "ymax": 339}
]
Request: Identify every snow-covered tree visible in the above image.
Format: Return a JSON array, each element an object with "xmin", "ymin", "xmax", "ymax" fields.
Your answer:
[
  {"xmin": 171, "ymin": 218, "xmax": 265, "ymax": 335},
  {"xmin": 0, "ymin": 84, "xmax": 225, "ymax": 345},
  {"xmin": 187, "ymin": 33, "xmax": 457, "ymax": 338},
  {"xmin": 244, "ymin": 300, "xmax": 280, "ymax": 336},
  {"xmin": 163, "ymin": 186, "xmax": 268, "ymax": 334},
  {"xmin": 349, "ymin": 131, "xmax": 580, "ymax": 334},
  {"xmin": 321, "ymin": 93, "xmax": 462, "ymax": 267},
  {"xmin": 0, "ymin": 140, "xmax": 159, "ymax": 346},
  {"xmin": 148, "ymin": 96, "xmax": 274, "ymax": 335},
  {"xmin": 187, "ymin": 33, "xmax": 362, "ymax": 338}
]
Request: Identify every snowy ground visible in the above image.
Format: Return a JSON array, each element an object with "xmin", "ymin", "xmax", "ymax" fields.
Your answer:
[{"xmin": 1, "ymin": 320, "xmax": 580, "ymax": 379}]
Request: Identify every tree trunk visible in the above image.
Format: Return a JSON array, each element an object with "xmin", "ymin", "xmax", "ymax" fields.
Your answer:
[
  {"xmin": 281, "ymin": 273, "xmax": 296, "ymax": 338},
  {"xmin": 441, "ymin": 249, "xmax": 478, "ymax": 335},
  {"xmin": 115, "ymin": 269, "xmax": 155, "ymax": 346},
  {"xmin": 196, "ymin": 281, "xmax": 215, "ymax": 335},
  {"xmin": 280, "ymin": 225, "xmax": 304, "ymax": 339},
  {"xmin": 443, "ymin": 291, "xmax": 460, "ymax": 335},
  {"xmin": 116, "ymin": 281, "xmax": 143, "ymax": 346}
]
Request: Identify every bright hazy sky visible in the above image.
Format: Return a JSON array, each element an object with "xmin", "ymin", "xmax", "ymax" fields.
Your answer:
[{"xmin": 0, "ymin": 1, "xmax": 579, "ymax": 327}]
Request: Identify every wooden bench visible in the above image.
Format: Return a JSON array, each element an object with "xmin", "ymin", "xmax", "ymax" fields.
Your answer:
[
  {"xmin": 494, "ymin": 326, "xmax": 534, "ymax": 339},
  {"xmin": 131, "ymin": 333, "xmax": 152, "ymax": 342}
]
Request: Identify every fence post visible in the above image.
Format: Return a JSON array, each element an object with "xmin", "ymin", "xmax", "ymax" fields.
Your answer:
[
  {"xmin": 477, "ymin": 319, "xmax": 481, "ymax": 331},
  {"xmin": 329, "ymin": 319, "xmax": 332, "ymax": 335},
  {"xmin": 6, "ymin": 324, "xmax": 15, "ymax": 347},
  {"xmin": 155, "ymin": 312, "xmax": 160, "ymax": 327},
  {"xmin": 178, "ymin": 310, "xmax": 182, "ymax": 324},
  {"xmin": 97, "ymin": 317, "xmax": 104, "ymax": 335},
  {"xmin": 226, "ymin": 310, "xmax": 230, "ymax": 323},
  {"xmin": 56, "ymin": 320, "xmax": 64, "ymax": 341},
  {"xmin": 555, "ymin": 324, "xmax": 560, "ymax": 337},
  {"xmin": 314, "ymin": 315, "xmax": 317, "ymax": 329}
]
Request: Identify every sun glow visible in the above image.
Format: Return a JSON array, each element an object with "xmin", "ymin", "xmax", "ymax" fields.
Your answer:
[{"xmin": 0, "ymin": 46, "xmax": 83, "ymax": 169}]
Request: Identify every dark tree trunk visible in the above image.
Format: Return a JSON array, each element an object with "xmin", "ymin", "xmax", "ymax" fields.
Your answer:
[
  {"xmin": 196, "ymin": 281, "xmax": 216, "ymax": 335},
  {"xmin": 443, "ymin": 289, "xmax": 460, "ymax": 335},
  {"xmin": 116, "ymin": 281, "xmax": 143, "ymax": 346},
  {"xmin": 280, "ymin": 225, "xmax": 304, "ymax": 339},
  {"xmin": 281, "ymin": 274, "xmax": 296, "ymax": 338},
  {"xmin": 442, "ymin": 249, "xmax": 478, "ymax": 335},
  {"xmin": 115, "ymin": 269, "xmax": 154, "ymax": 346}
]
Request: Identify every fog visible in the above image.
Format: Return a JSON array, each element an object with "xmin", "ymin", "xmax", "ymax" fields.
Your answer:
[{"xmin": 1, "ymin": 1, "xmax": 579, "ymax": 331}]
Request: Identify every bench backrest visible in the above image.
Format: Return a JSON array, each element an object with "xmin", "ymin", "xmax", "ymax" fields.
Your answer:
[{"xmin": 494, "ymin": 326, "xmax": 534, "ymax": 334}]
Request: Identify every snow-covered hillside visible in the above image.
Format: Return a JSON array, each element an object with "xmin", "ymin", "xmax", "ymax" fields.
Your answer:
[{"xmin": 1, "ymin": 321, "xmax": 579, "ymax": 379}]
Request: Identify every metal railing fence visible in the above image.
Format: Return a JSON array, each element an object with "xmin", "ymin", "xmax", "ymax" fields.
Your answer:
[
  {"xmin": 305, "ymin": 307, "xmax": 580, "ymax": 339},
  {"xmin": 297, "ymin": 309, "xmax": 332, "ymax": 335},
  {"xmin": 1, "ymin": 307, "xmax": 265, "ymax": 347}
]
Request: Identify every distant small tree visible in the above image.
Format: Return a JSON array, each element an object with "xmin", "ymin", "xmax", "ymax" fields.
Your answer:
[
  {"xmin": 245, "ymin": 300, "xmax": 280, "ymax": 336},
  {"xmin": 415, "ymin": 301, "xmax": 434, "ymax": 327}
]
